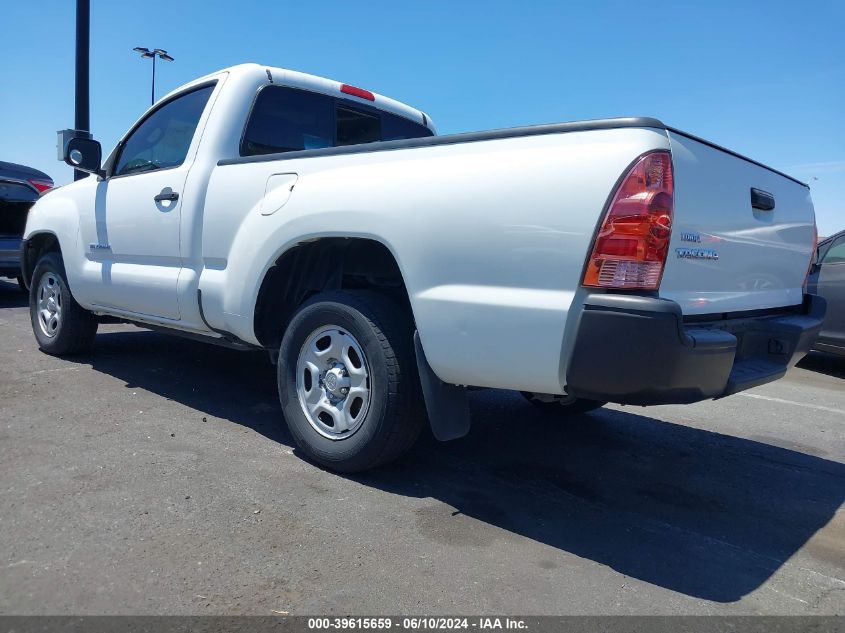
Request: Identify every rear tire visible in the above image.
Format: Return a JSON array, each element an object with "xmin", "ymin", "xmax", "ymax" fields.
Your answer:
[
  {"xmin": 521, "ymin": 391, "xmax": 606, "ymax": 415},
  {"xmin": 29, "ymin": 252, "xmax": 98, "ymax": 355},
  {"xmin": 278, "ymin": 290, "xmax": 424, "ymax": 472}
]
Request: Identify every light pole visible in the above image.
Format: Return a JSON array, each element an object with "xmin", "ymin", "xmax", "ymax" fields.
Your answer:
[
  {"xmin": 132, "ymin": 47, "xmax": 174, "ymax": 105},
  {"xmin": 74, "ymin": 0, "xmax": 90, "ymax": 181}
]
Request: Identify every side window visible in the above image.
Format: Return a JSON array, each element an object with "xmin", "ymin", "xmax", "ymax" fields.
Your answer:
[
  {"xmin": 821, "ymin": 236, "xmax": 845, "ymax": 264},
  {"xmin": 242, "ymin": 87, "xmax": 333, "ymax": 155},
  {"xmin": 114, "ymin": 85, "xmax": 214, "ymax": 177}
]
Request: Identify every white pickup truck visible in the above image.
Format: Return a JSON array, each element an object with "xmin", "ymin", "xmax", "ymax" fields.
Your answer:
[{"xmin": 23, "ymin": 64, "xmax": 824, "ymax": 471}]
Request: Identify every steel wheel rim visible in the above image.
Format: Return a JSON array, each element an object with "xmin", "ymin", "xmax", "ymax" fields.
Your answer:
[
  {"xmin": 296, "ymin": 325, "xmax": 371, "ymax": 440},
  {"xmin": 36, "ymin": 272, "xmax": 62, "ymax": 338}
]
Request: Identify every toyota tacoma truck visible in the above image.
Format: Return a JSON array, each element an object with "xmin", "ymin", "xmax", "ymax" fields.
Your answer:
[{"xmin": 22, "ymin": 64, "xmax": 824, "ymax": 471}]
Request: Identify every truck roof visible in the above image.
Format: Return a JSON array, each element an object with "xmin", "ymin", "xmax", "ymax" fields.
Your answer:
[{"xmin": 175, "ymin": 63, "xmax": 435, "ymax": 133}]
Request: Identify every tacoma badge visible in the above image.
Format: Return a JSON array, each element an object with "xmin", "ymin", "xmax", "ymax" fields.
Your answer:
[{"xmin": 676, "ymin": 247, "xmax": 719, "ymax": 260}]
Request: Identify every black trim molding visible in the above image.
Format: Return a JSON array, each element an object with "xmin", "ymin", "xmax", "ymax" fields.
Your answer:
[
  {"xmin": 216, "ymin": 115, "xmax": 808, "ymax": 188},
  {"xmin": 219, "ymin": 117, "xmax": 666, "ymax": 166}
]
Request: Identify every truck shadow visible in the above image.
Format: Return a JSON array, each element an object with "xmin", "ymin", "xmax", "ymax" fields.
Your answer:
[
  {"xmin": 0, "ymin": 278, "xmax": 27, "ymax": 308},
  {"xmin": 82, "ymin": 327, "xmax": 843, "ymax": 604},
  {"xmin": 797, "ymin": 351, "xmax": 845, "ymax": 379}
]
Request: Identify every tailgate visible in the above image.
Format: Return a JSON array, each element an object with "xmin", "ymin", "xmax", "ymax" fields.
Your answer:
[{"xmin": 659, "ymin": 131, "xmax": 816, "ymax": 315}]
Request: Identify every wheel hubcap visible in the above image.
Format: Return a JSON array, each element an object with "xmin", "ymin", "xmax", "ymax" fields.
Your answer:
[
  {"xmin": 296, "ymin": 326, "xmax": 371, "ymax": 439},
  {"xmin": 36, "ymin": 272, "xmax": 62, "ymax": 338}
]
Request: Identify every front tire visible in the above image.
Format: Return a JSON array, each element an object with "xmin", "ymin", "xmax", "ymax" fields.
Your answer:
[
  {"xmin": 29, "ymin": 252, "xmax": 98, "ymax": 355},
  {"xmin": 278, "ymin": 290, "xmax": 424, "ymax": 472}
]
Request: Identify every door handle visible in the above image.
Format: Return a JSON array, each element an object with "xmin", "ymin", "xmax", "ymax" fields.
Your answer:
[
  {"xmin": 154, "ymin": 189, "xmax": 179, "ymax": 202},
  {"xmin": 750, "ymin": 188, "xmax": 775, "ymax": 211}
]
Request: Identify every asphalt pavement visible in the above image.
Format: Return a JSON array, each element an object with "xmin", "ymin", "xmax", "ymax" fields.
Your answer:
[{"xmin": 1, "ymin": 278, "xmax": 843, "ymax": 615}]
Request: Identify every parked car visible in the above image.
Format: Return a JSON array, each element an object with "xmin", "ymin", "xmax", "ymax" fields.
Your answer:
[
  {"xmin": 21, "ymin": 64, "xmax": 824, "ymax": 471},
  {"xmin": 808, "ymin": 230, "xmax": 845, "ymax": 355},
  {"xmin": 1, "ymin": 161, "xmax": 53, "ymax": 290}
]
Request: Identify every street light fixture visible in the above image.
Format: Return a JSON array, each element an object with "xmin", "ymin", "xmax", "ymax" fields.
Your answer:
[{"xmin": 133, "ymin": 47, "xmax": 174, "ymax": 105}]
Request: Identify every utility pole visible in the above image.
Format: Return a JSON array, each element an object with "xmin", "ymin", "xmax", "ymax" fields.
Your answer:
[
  {"xmin": 74, "ymin": 0, "xmax": 90, "ymax": 181},
  {"xmin": 133, "ymin": 47, "xmax": 175, "ymax": 105}
]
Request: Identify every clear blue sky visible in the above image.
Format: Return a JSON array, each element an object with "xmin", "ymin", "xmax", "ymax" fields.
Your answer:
[{"xmin": 2, "ymin": 0, "xmax": 842, "ymax": 235}]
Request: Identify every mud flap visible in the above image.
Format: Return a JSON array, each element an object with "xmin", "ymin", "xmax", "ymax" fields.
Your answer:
[{"xmin": 413, "ymin": 331, "xmax": 471, "ymax": 441}]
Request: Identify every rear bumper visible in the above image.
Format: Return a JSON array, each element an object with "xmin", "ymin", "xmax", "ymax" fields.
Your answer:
[
  {"xmin": 0, "ymin": 236, "xmax": 22, "ymax": 278},
  {"xmin": 566, "ymin": 293, "xmax": 825, "ymax": 405}
]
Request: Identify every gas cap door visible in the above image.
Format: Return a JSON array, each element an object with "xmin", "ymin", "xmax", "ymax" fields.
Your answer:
[{"xmin": 260, "ymin": 173, "xmax": 298, "ymax": 215}]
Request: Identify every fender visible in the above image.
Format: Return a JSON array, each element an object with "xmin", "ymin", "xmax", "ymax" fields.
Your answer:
[
  {"xmin": 26, "ymin": 177, "xmax": 121, "ymax": 312},
  {"xmin": 22, "ymin": 179, "xmax": 90, "ymax": 299}
]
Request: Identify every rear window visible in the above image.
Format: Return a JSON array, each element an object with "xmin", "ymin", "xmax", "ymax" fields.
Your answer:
[
  {"xmin": 336, "ymin": 106, "xmax": 380, "ymax": 146},
  {"xmin": 382, "ymin": 111, "xmax": 432, "ymax": 141},
  {"xmin": 241, "ymin": 86, "xmax": 432, "ymax": 156}
]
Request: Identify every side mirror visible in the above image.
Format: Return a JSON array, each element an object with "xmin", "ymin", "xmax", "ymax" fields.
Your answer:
[
  {"xmin": 64, "ymin": 137, "xmax": 103, "ymax": 176},
  {"xmin": 57, "ymin": 129, "xmax": 104, "ymax": 178}
]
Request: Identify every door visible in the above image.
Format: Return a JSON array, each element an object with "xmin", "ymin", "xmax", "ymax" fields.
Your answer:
[
  {"xmin": 85, "ymin": 84, "xmax": 214, "ymax": 319},
  {"xmin": 810, "ymin": 234, "xmax": 845, "ymax": 351}
]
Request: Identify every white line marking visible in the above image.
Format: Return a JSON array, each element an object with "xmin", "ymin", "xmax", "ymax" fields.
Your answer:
[
  {"xmin": 766, "ymin": 584, "xmax": 810, "ymax": 605},
  {"xmin": 31, "ymin": 367, "xmax": 79, "ymax": 375},
  {"xmin": 7, "ymin": 560, "xmax": 32, "ymax": 568},
  {"xmin": 738, "ymin": 392, "xmax": 844, "ymax": 416}
]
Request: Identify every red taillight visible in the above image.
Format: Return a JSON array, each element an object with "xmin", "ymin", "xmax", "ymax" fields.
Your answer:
[
  {"xmin": 340, "ymin": 84, "xmax": 375, "ymax": 101},
  {"xmin": 28, "ymin": 178, "xmax": 53, "ymax": 194},
  {"xmin": 583, "ymin": 151, "xmax": 674, "ymax": 290}
]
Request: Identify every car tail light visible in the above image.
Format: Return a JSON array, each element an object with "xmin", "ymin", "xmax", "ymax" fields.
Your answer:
[
  {"xmin": 582, "ymin": 151, "xmax": 674, "ymax": 290},
  {"xmin": 340, "ymin": 84, "xmax": 375, "ymax": 101},
  {"xmin": 28, "ymin": 178, "xmax": 53, "ymax": 194}
]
